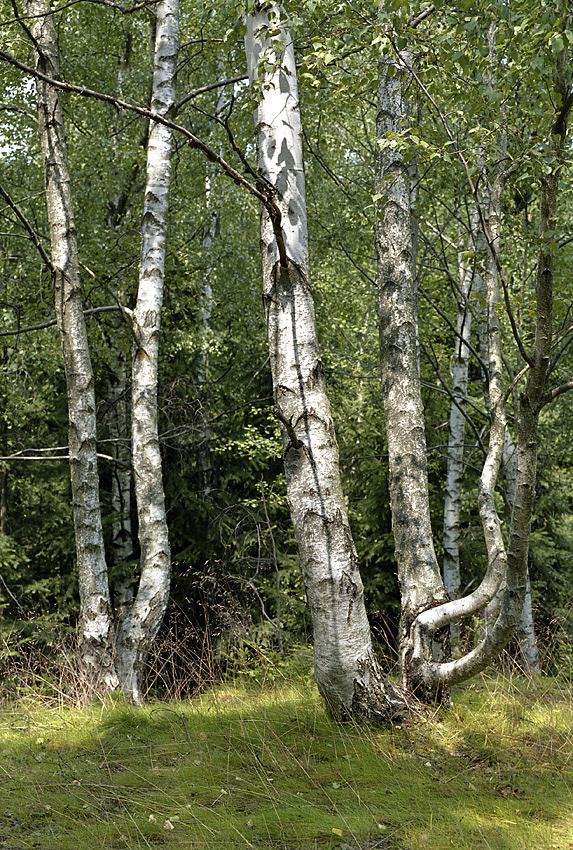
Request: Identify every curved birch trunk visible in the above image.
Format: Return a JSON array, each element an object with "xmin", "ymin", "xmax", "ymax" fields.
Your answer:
[
  {"xmin": 375, "ymin": 18, "xmax": 561, "ymax": 696},
  {"xmin": 28, "ymin": 0, "xmax": 117, "ymax": 690},
  {"xmin": 407, "ymin": 39, "xmax": 571, "ymax": 690},
  {"xmin": 245, "ymin": 4, "xmax": 407, "ymax": 721},
  {"xmin": 114, "ymin": 0, "xmax": 178, "ymax": 702}
]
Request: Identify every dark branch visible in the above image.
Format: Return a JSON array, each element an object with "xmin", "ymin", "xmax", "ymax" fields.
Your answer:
[
  {"xmin": 0, "ymin": 305, "xmax": 124, "ymax": 337},
  {"xmin": 174, "ymin": 75, "xmax": 248, "ymax": 114},
  {"xmin": 0, "ymin": 182, "xmax": 53, "ymax": 270},
  {"xmin": 541, "ymin": 379, "xmax": 573, "ymax": 407},
  {"xmin": 0, "ymin": 47, "xmax": 291, "ymax": 265}
]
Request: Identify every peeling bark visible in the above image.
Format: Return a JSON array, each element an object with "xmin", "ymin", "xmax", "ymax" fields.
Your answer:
[
  {"xmin": 27, "ymin": 0, "xmax": 117, "ymax": 691},
  {"xmin": 375, "ymin": 47, "xmax": 448, "ymax": 697},
  {"xmin": 246, "ymin": 4, "xmax": 408, "ymax": 721},
  {"xmin": 114, "ymin": 0, "xmax": 178, "ymax": 703}
]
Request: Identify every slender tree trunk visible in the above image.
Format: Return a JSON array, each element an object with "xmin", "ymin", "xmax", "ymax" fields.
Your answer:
[
  {"xmin": 196, "ymin": 74, "xmax": 225, "ymax": 502},
  {"xmin": 114, "ymin": 0, "xmax": 178, "ymax": 703},
  {"xmin": 501, "ymin": 430, "xmax": 540, "ymax": 674},
  {"xmin": 108, "ymin": 345, "xmax": 135, "ymax": 621},
  {"xmin": 408, "ymin": 37, "xmax": 571, "ymax": 691},
  {"xmin": 375, "ymin": 46, "xmax": 448, "ymax": 697},
  {"xmin": 1, "ymin": 344, "xmax": 7, "ymax": 536},
  {"xmin": 245, "ymin": 3, "xmax": 407, "ymax": 721},
  {"xmin": 27, "ymin": 0, "xmax": 117, "ymax": 690},
  {"xmin": 107, "ymin": 27, "xmax": 136, "ymax": 619},
  {"xmin": 442, "ymin": 207, "xmax": 479, "ymax": 637}
]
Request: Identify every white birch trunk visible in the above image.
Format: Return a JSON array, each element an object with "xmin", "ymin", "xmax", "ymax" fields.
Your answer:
[
  {"xmin": 408, "ymin": 29, "xmax": 571, "ymax": 690},
  {"xmin": 114, "ymin": 0, "xmax": 179, "ymax": 702},
  {"xmin": 108, "ymin": 345, "xmax": 135, "ymax": 621},
  {"xmin": 107, "ymin": 32, "xmax": 135, "ymax": 616},
  {"xmin": 375, "ymin": 48, "xmax": 448, "ymax": 697},
  {"xmin": 245, "ymin": 4, "xmax": 406, "ymax": 721},
  {"xmin": 442, "ymin": 212, "xmax": 478, "ymax": 610},
  {"xmin": 27, "ymin": 0, "xmax": 117, "ymax": 690},
  {"xmin": 196, "ymin": 78, "xmax": 226, "ymax": 500}
]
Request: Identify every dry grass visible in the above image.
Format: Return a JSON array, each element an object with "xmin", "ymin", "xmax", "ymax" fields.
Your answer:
[{"xmin": 0, "ymin": 648, "xmax": 571, "ymax": 850}]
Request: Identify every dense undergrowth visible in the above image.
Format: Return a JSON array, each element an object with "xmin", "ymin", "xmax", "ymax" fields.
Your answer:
[{"xmin": 0, "ymin": 648, "xmax": 572, "ymax": 850}]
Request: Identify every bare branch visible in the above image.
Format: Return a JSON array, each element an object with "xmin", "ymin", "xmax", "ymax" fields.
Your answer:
[
  {"xmin": 0, "ymin": 305, "xmax": 125, "ymax": 337},
  {"xmin": 0, "ymin": 182, "xmax": 53, "ymax": 270},
  {"xmin": 174, "ymin": 75, "xmax": 248, "ymax": 114},
  {"xmin": 541, "ymin": 379, "xmax": 573, "ymax": 407}
]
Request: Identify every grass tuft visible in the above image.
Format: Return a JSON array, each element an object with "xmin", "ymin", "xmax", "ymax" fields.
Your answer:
[{"xmin": 0, "ymin": 655, "xmax": 571, "ymax": 850}]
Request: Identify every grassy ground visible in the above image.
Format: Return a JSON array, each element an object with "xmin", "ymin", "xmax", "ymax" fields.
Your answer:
[{"xmin": 0, "ymin": 654, "xmax": 571, "ymax": 850}]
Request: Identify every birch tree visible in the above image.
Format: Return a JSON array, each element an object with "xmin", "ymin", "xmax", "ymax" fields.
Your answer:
[
  {"xmin": 441, "ymin": 207, "xmax": 480, "ymax": 623},
  {"xmin": 22, "ymin": 0, "xmax": 179, "ymax": 700},
  {"xmin": 114, "ymin": 0, "xmax": 179, "ymax": 702},
  {"xmin": 26, "ymin": 0, "xmax": 118, "ymax": 690},
  {"xmin": 376, "ymin": 9, "xmax": 572, "ymax": 696},
  {"xmin": 245, "ymin": 1, "xmax": 407, "ymax": 720}
]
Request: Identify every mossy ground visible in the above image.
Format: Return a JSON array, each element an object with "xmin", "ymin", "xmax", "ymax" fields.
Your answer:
[{"xmin": 0, "ymin": 657, "xmax": 571, "ymax": 850}]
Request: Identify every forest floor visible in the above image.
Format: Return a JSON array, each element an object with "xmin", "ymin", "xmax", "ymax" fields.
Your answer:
[{"xmin": 0, "ymin": 651, "xmax": 571, "ymax": 850}]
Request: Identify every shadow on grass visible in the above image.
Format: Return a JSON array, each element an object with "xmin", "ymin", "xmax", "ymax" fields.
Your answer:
[{"xmin": 0, "ymin": 673, "xmax": 571, "ymax": 850}]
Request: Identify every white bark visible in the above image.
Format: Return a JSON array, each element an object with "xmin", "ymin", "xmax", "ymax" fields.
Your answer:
[
  {"xmin": 442, "ymin": 208, "xmax": 479, "ymax": 611},
  {"xmin": 246, "ymin": 4, "xmax": 406, "ymax": 721},
  {"xmin": 375, "ymin": 48, "xmax": 448, "ymax": 696},
  {"xmin": 497, "ymin": 428, "xmax": 540, "ymax": 674},
  {"xmin": 107, "ymin": 32, "xmax": 135, "ymax": 615},
  {"xmin": 114, "ymin": 0, "xmax": 178, "ymax": 702},
  {"xmin": 108, "ymin": 344, "xmax": 135, "ymax": 620},
  {"xmin": 408, "ymin": 29, "xmax": 571, "ymax": 689},
  {"xmin": 28, "ymin": 0, "xmax": 117, "ymax": 690}
]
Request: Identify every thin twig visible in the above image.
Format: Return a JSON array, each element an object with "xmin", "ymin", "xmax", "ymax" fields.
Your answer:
[{"xmin": 0, "ymin": 305, "xmax": 125, "ymax": 337}]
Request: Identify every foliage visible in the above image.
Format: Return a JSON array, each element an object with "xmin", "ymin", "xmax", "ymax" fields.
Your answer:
[{"xmin": 0, "ymin": 0, "xmax": 572, "ymax": 678}]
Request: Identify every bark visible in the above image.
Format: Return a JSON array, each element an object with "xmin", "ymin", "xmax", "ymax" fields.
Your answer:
[
  {"xmin": 484, "ymin": 429, "xmax": 541, "ymax": 674},
  {"xmin": 442, "ymin": 207, "xmax": 479, "ymax": 636},
  {"xmin": 407, "ymin": 39, "xmax": 571, "ymax": 690},
  {"xmin": 375, "ymin": 48, "xmax": 448, "ymax": 697},
  {"xmin": 1, "ymin": 346, "xmax": 7, "ymax": 536},
  {"xmin": 107, "ymin": 30, "xmax": 136, "ymax": 618},
  {"xmin": 108, "ymin": 343, "xmax": 135, "ymax": 621},
  {"xmin": 27, "ymin": 0, "xmax": 117, "ymax": 690},
  {"xmin": 245, "ymin": 4, "xmax": 407, "ymax": 721},
  {"xmin": 196, "ymin": 79, "xmax": 226, "ymax": 501},
  {"xmin": 375, "ymin": 18, "xmax": 561, "ymax": 695},
  {"xmin": 114, "ymin": 0, "xmax": 178, "ymax": 702}
]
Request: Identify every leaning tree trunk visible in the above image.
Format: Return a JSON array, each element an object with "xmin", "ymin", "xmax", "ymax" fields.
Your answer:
[
  {"xmin": 245, "ymin": 3, "xmax": 407, "ymax": 722},
  {"xmin": 375, "ymin": 45, "xmax": 448, "ymax": 698},
  {"xmin": 28, "ymin": 0, "xmax": 117, "ymax": 691},
  {"xmin": 114, "ymin": 0, "xmax": 179, "ymax": 702}
]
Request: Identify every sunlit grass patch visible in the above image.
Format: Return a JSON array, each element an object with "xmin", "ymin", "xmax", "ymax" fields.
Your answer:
[{"xmin": 0, "ymin": 666, "xmax": 571, "ymax": 849}]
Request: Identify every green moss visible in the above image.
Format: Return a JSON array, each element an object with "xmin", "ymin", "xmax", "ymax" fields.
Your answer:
[{"xmin": 0, "ymin": 671, "xmax": 571, "ymax": 850}]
